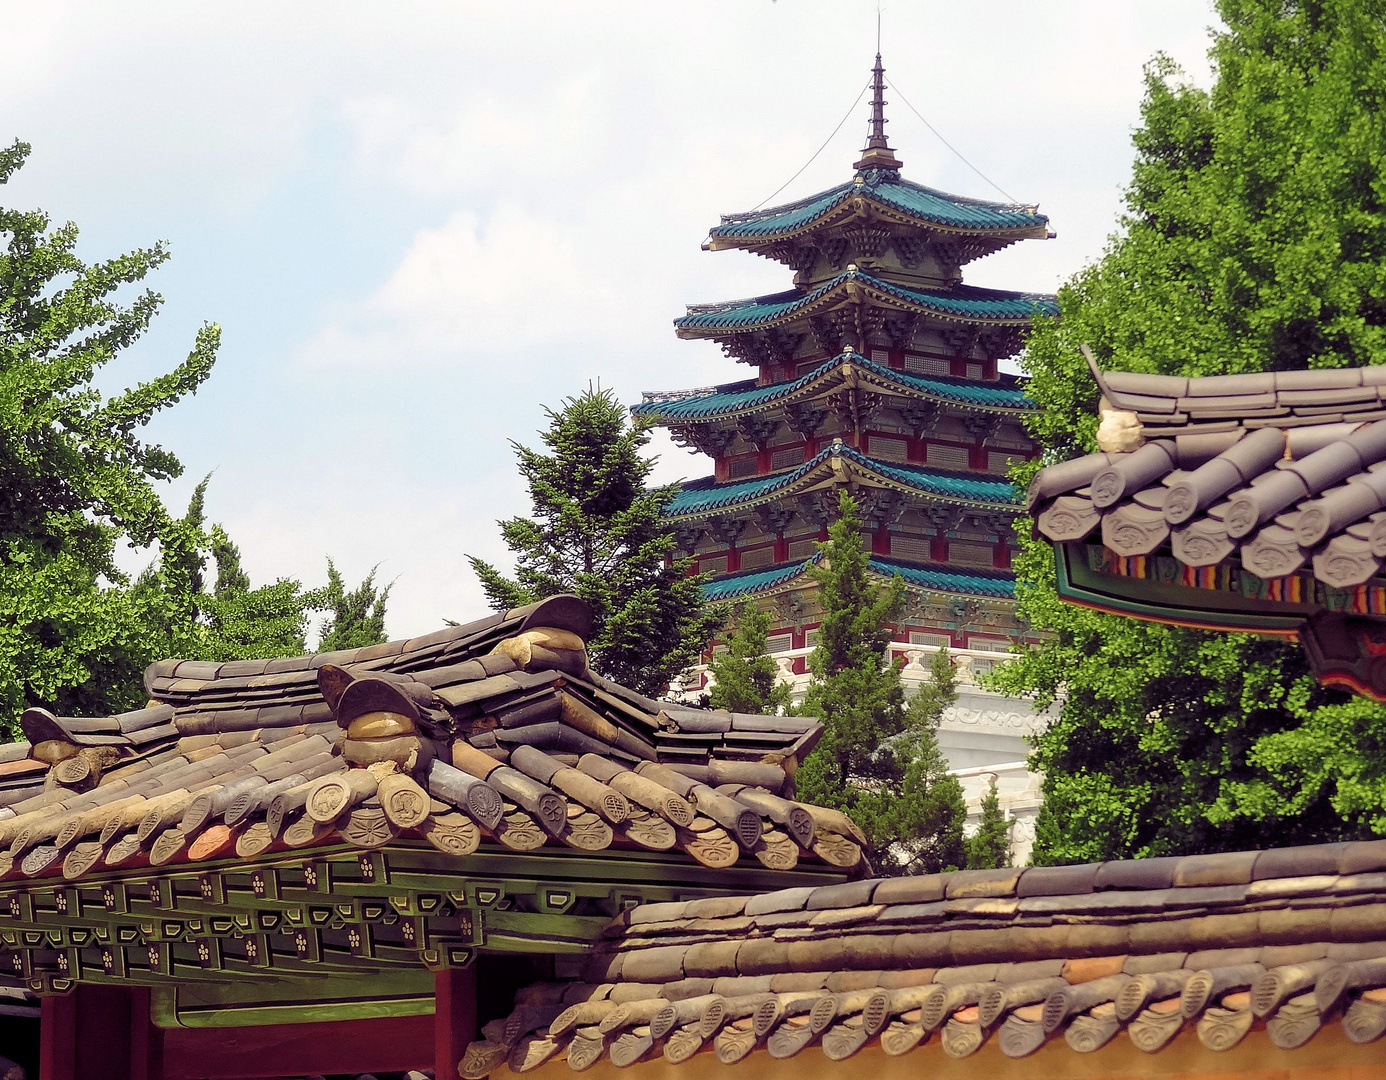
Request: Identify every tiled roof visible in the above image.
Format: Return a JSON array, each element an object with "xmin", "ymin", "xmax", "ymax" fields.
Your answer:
[
  {"xmin": 707, "ymin": 177, "xmax": 1049, "ymax": 242},
  {"xmin": 1030, "ymin": 361, "xmax": 1386, "ymax": 589},
  {"xmin": 633, "ymin": 352, "xmax": 1032, "ymax": 425},
  {"xmin": 462, "ymin": 841, "xmax": 1386, "ymax": 1074},
  {"xmin": 0, "ymin": 596, "xmax": 871, "ymax": 884},
  {"xmin": 668, "ymin": 443, "xmax": 1018, "ymax": 521},
  {"xmin": 701, "ymin": 557, "xmax": 1015, "ymax": 603},
  {"xmin": 674, "ymin": 271, "xmax": 1058, "ymax": 337}
]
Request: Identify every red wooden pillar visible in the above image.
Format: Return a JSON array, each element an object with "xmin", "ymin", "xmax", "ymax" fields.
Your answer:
[
  {"xmin": 435, "ymin": 965, "xmax": 477, "ymax": 1080},
  {"xmin": 41, "ymin": 986, "xmax": 162, "ymax": 1080}
]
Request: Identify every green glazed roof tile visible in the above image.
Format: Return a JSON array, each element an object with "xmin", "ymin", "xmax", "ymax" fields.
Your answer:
[
  {"xmin": 701, "ymin": 555, "xmax": 1016, "ymax": 602},
  {"xmin": 633, "ymin": 351, "xmax": 1032, "ymax": 423},
  {"xmin": 709, "ymin": 177, "xmax": 1047, "ymax": 241}
]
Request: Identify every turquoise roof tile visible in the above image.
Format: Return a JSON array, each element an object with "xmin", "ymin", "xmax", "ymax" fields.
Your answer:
[
  {"xmin": 675, "ymin": 270, "xmax": 1057, "ymax": 334},
  {"xmin": 709, "ymin": 177, "xmax": 1047, "ymax": 241},
  {"xmin": 633, "ymin": 352, "xmax": 1032, "ymax": 423},
  {"xmin": 667, "ymin": 443, "xmax": 1018, "ymax": 518},
  {"xmin": 700, "ymin": 555, "xmax": 1016, "ymax": 602}
]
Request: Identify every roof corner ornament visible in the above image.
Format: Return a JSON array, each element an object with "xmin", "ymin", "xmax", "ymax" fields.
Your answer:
[{"xmin": 854, "ymin": 53, "xmax": 903, "ymax": 175}]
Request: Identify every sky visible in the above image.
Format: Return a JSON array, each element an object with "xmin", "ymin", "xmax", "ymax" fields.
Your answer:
[{"xmin": 1, "ymin": 0, "xmax": 1218, "ymax": 642}]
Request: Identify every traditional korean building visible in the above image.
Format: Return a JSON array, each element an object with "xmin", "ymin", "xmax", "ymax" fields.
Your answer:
[
  {"xmin": 634, "ymin": 56, "xmax": 1058, "ymax": 661},
  {"xmin": 8, "ymin": 356, "xmax": 1386, "ymax": 1075}
]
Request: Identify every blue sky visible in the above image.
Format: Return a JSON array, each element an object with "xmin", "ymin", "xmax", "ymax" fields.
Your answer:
[{"xmin": 1, "ymin": 0, "xmax": 1215, "ymax": 639}]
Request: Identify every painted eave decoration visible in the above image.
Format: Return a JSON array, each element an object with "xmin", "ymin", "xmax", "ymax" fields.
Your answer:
[
  {"xmin": 705, "ymin": 176, "xmax": 1049, "ymax": 253},
  {"xmin": 674, "ymin": 270, "xmax": 1058, "ymax": 339},
  {"xmin": 633, "ymin": 351, "xmax": 1034, "ymax": 426},
  {"xmin": 1028, "ymin": 351, "xmax": 1386, "ymax": 700},
  {"xmin": 701, "ymin": 556, "xmax": 1016, "ymax": 605},
  {"xmin": 464, "ymin": 840, "xmax": 1386, "ymax": 1075},
  {"xmin": 668, "ymin": 442, "xmax": 1019, "ymax": 523}
]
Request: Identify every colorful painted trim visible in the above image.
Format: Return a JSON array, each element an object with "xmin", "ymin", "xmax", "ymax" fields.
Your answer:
[
  {"xmin": 676, "ymin": 270, "xmax": 1058, "ymax": 335},
  {"xmin": 709, "ymin": 176, "xmax": 1048, "ymax": 242},
  {"xmin": 701, "ymin": 554, "xmax": 1016, "ymax": 602},
  {"xmin": 634, "ymin": 352, "xmax": 1033, "ymax": 423},
  {"xmin": 667, "ymin": 442, "xmax": 1018, "ymax": 519}
]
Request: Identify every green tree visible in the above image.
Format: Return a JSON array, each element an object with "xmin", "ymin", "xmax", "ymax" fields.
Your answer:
[
  {"xmin": 0, "ymin": 139, "xmax": 219, "ymax": 727},
  {"xmin": 964, "ymin": 778, "xmax": 1012, "ymax": 870},
  {"xmin": 706, "ymin": 602, "xmax": 792, "ymax": 714},
  {"xmin": 988, "ymin": 0, "xmax": 1386, "ymax": 863},
  {"xmin": 468, "ymin": 386, "xmax": 724, "ymax": 696},
  {"xmin": 795, "ymin": 493, "xmax": 966, "ymax": 873},
  {"xmin": 317, "ymin": 560, "xmax": 391, "ymax": 652}
]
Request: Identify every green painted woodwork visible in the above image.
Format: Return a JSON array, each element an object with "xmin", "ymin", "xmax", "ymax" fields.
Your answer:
[{"xmin": 0, "ymin": 838, "xmax": 848, "ymax": 1025}]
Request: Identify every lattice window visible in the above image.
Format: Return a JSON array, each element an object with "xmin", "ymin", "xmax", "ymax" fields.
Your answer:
[
  {"xmin": 966, "ymin": 363, "xmax": 984, "ymax": 379},
  {"xmin": 967, "ymin": 635, "xmax": 1010, "ymax": 652},
  {"xmin": 787, "ymin": 538, "xmax": 820, "ymax": 560},
  {"xmin": 770, "ymin": 446, "xmax": 803, "ymax": 471},
  {"xmin": 805, "ymin": 628, "xmax": 821, "ymax": 647},
  {"xmin": 870, "ymin": 349, "xmax": 890, "ymax": 364},
  {"xmin": 727, "ymin": 457, "xmax": 759, "ymax": 479},
  {"xmin": 890, "ymin": 534, "xmax": 932, "ymax": 560},
  {"xmin": 904, "ymin": 353, "xmax": 952, "ymax": 376},
  {"xmin": 926, "ymin": 443, "xmax": 971, "ymax": 470},
  {"xmin": 700, "ymin": 555, "xmax": 729, "ymax": 575},
  {"xmin": 908, "ymin": 631, "xmax": 952, "ymax": 648},
  {"xmin": 739, "ymin": 546, "xmax": 776, "ymax": 570},
  {"xmin": 948, "ymin": 541, "xmax": 996, "ymax": 567},
  {"xmin": 765, "ymin": 633, "xmax": 794, "ymax": 654},
  {"xmin": 870, "ymin": 436, "xmax": 909, "ymax": 462},
  {"xmin": 988, "ymin": 450, "xmax": 1022, "ymax": 474}
]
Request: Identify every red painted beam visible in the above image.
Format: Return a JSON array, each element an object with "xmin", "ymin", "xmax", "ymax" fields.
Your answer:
[
  {"xmin": 162, "ymin": 1013, "xmax": 433, "ymax": 1079},
  {"xmin": 435, "ymin": 967, "xmax": 477, "ymax": 1080}
]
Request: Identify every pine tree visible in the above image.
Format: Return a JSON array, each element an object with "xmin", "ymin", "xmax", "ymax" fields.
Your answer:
[
  {"xmin": 989, "ymin": 0, "xmax": 1386, "ymax": 861},
  {"xmin": 317, "ymin": 560, "xmax": 391, "ymax": 652},
  {"xmin": 707, "ymin": 602, "xmax": 791, "ymax": 714},
  {"xmin": 795, "ymin": 493, "xmax": 967, "ymax": 873},
  {"xmin": 965, "ymin": 777, "xmax": 1012, "ymax": 870},
  {"xmin": 468, "ymin": 386, "xmax": 724, "ymax": 696}
]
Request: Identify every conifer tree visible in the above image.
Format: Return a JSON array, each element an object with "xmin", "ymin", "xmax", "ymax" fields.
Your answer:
[
  {"xmin": 317, "ymin": 560, "xmax": 391, "ymax": 652},
  {"xmin": 707, "ymin": 602, "xmax": 791, "ymax": 714},
  {"xmin": 468, "ymin": 387, "xmax": 724, "ymax": 696},
  {"xmin": 964, "ymin": 778, "xmax": 1012, "ymax": 870},
  {"xmin": 989, "ymin": 0, "xmax": 1386, "ymax": 861},
  {"xmin": 795, "ymin": 493, "xmax": 966, "ymax": 873}
]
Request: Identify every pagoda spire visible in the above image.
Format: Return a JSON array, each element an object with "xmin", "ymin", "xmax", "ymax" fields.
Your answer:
[{"xmin": 854, "ymin": 53, "xmax": 903, "ymax": 173}]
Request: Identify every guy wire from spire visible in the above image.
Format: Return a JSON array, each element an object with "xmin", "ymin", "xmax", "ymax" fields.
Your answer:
[
  {"xmin": 749, "ymin": 79, "xmax": 871, "ymax": 212},
  {"xmin": 884, "ymin": 74, "xmax": 1019, "ymax": 203}
]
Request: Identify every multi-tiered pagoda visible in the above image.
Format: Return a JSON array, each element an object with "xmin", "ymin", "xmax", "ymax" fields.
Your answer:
[{"xmin": 636, "ymin": 56, "xmax": 1057, "ymax": 662}]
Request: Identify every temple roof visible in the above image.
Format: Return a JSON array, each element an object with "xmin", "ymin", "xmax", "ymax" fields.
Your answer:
[
  {"xmin": 668, "ymin": 443, "xmax": 1017, "ymax": 522},
  {"xmin": 675, "ymin": 270, "xmax": 1057, "ymax": 338},
  {"xmin": 634, "ymin": 351, "xmax": 1033, "ymax": 426},
  {"xmin": 701, "ymin": 557, "xmax": 1015, "ymax": 604},
  {"xmin": 462, "ymin": 839, "xmax": 1386, "ymax": 1074},
  {"xmin": 707, "ymin": 176, "xmax": 1049, "ymax": 249},
  {"xmin": 1028, "ymin": 358, "xmax": 1386, "ymax": 701},
  {"xmin": 0, "ymin": 596, "xmax": 873, "ymax": 896}
]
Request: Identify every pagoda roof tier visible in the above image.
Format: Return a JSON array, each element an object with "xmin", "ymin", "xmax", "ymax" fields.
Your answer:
[
  {"xmin": 676, "ymin": 269, "xmax": 1057, "ymax": 338},
  {"xmin": 1029, "ymin": 355, "xmax": 1386, "ymax": 702},
  {"xmin": 634, "ymin": 350, "xmax": 1033, "ymax": 427},
  {"xmin": 706, "ymin": 175, "xmax": 1050, "ymax": 268},
  {"xmin": 702, "ymin": 555, "xmax": 1015, "ymax": 604},
  {"xmin": 667, "ymin": 442, "xmax": 1018, "ymax": 523}
]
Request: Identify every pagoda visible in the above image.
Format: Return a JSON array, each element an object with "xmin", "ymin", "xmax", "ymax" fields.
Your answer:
[{"xmin": 635, "ymin": 56, "xmax": 1058, "ymax": 663}]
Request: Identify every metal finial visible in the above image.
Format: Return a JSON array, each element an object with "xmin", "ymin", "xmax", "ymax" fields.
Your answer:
[{"xmin": 854, "ymin": 53, "xmax": 902, "ymax": 172}]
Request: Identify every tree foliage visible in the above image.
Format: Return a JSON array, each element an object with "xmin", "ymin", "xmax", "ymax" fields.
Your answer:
[
  {"xmin": 317, "ymin": 560, "xmax": 391, "ymax": 653},
  {"xmin": 706, "ymin": 601, "xmax": 791, "ymax": 714},
  {"xmin": 0, "ymin": 142, "xmax": 391, "ymax": 734},
  {"xmin": 795, "ymin": 493, "xmax": 966, "ymax": 873},
  {"xmin": 964, "ymin": 778, "xmax": 1012, "ymax": 870},
  {"xmin": 0, "ymin": 139, "xmax": 219, "ymax": 724},
  {"xmin": 989, "ymin": 0, "xmax": 1386, "ymax": 863},
  {"xmin": 468, "ymin": 386, "xmax": 724, "ymax": 696}
]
